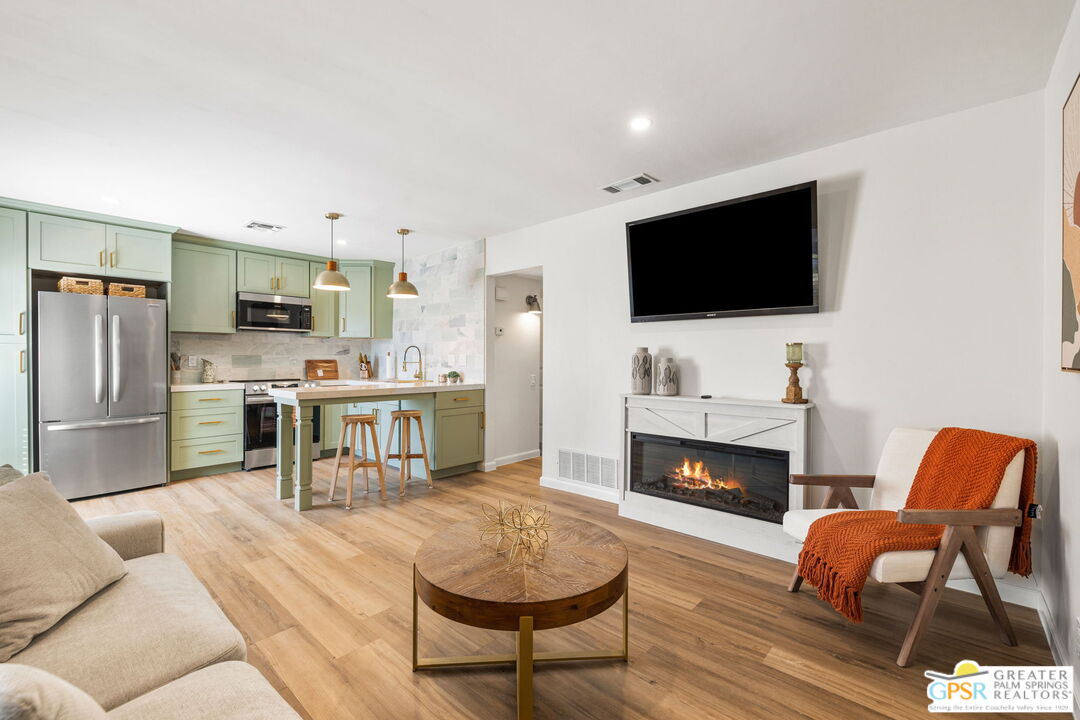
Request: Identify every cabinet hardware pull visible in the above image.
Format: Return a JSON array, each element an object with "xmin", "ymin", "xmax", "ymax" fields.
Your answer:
[
  {"xmin": 19, "ymin": 349, "xmax": 25, "ymax": 374},
  {"xmin": 198, "ymin": 398, "xmax": 223, "ymax": 402},
  {"xmin": 99, "ymin": 250, "xmax": 105, "ymax": 266},
  {"xmin": 340, "ymin": 317, "xmax": 345, "ymax": 332},
  {"xmin": 18, "ymin": 311, "xmax": 24, "ymax": 335},
  {"xmin": 480, "ymin": 411, "xmax": 485, "ymax": 430},
  {"xmin": 198, "ymin": 420, "xmax": 224, "ymax": 425},
  {"xmin": 279, "ymin": 275, "xmax": 284, "ymax": 289},
  {"xmin": 453, "ymin": 397, "xmax": 468, "ymax": 401},
  {"xmin": 231, "ymin": 310, "xmax": 236, "ymax": 328},
  {"xmin": 198, "ymin": 449, "xmax": 225, "ymax": 455}
]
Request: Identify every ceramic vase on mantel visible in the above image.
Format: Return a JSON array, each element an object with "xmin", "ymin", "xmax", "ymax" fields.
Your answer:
[
  {"xmin": 655, "ymin": 357, "xmax": 678, "ymax": 396},
  {"xmin": 630, "ymin": 347, "xmax": 653, "ymax": 395}
]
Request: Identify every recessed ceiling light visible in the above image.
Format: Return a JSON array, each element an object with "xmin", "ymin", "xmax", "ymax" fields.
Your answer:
[
  {"xmin": 629, "ymin": 116, "xmax": 652, "ymax": 132},
  {"xmin": 336, "ymin": 238, "xmax": 347, "ymax": 245},
  {"xmin": 101, "ymin": 195, "xmax": 119, "ymax": 205},
  {"xmin": 245, "ymin": 221, "xmax": 285, "ymax": 232}
]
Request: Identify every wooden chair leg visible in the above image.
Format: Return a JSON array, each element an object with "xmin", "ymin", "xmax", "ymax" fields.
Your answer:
[
  {"xmin": 345, "ymin": 422, "xmax": 358, "ymax": 510},
  {"xmin": 369, "ymin": 421, "xmax": 387, "ymax": 500},
  {"xmin": 328, "ymin": 420, "xmax": 348, "ymax": 502},
  {"xmin": 361, "ymin": 423, "xmax": 370, "ymax": 494},
  {"xmin": 958, "ymin": 526, "xmax": 1017, "ymax": 646},
  {"xmin": 896, "ymin": 525, "xmax": 964, "ymax": 667},
  {"xmin": 400, "ymin": 417, "xmax": 411, "ymax": 496},
  {"xmin": 382, "ymin": 415, "xmax": 398, "ymax": 493},
  {"xmin": 415, "ymin": 416, "xmax": 434, "ymax": 488},
  {"xmin": 787, "ymin": 568, "xmax": 803, "ymax": 592}
]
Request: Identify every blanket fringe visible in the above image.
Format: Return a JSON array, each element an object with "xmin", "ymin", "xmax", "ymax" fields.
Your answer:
[{"xmin": 798, "ymin": 548, "xmax": 862, "ymax": 623}]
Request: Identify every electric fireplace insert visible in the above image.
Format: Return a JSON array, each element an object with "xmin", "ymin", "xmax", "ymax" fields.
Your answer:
[{"xmin": 628, "ymin": 432, "xmax": 789, "ymax": 523}]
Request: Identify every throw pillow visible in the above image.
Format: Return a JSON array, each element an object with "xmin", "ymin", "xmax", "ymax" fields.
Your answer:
[
  {"xmin": 0, "ymin": 663, "xmax": 107, "ymax": 719},
  {"xmin": 0, "ymin": 464, "xmax": 22, "ymax": 487},
  {"xmin": 0, "ymin": 474, "xmax": 126, "ymax": 662}
]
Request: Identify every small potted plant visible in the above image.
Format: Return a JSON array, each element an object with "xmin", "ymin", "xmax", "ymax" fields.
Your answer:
[{"xmin": 447, "ymin": 370, "xmax": 461, "ymax": 384}]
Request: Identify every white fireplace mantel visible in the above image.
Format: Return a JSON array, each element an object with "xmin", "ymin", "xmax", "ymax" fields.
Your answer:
[{"xmin": 619, "ymin": 394, "xmax": 813, "ymax": 563}]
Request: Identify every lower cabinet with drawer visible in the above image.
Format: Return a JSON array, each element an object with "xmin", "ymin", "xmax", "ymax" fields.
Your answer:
[
  {"xmin": 170, "ymin": 389, "xmax": 244, "ymax": 476},
  {"xmin": 432, "ymin": 390, "xmax": 484, "ymax": 473}
]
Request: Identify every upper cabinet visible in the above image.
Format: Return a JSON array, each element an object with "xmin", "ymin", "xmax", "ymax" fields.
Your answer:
[
  {"xmin": 308, "ymin": 261, "xmax": 338, "ymax": 338},
  {"xmin": 0, "ymin": 208, "xmax": 27, "ymax": 343},
  {"xmin": 237, "ymin": 251, "xmax": 309, "ymax": 297},
  {"xmin": 172, "ymin": 243, "xmax": 236, "ymax": 334},
  {"xmin": 28, "ymin": 213, "xmax": 171, "ymax": 282},
  {"xmin": 338, "ymin": 260, "xmax": 394, "ymax": 339}
]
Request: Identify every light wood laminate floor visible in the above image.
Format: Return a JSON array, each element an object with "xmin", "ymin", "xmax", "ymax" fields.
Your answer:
[{"xmin": 74, "ymin": 459, "xmax": 1062, "ymax": 719}]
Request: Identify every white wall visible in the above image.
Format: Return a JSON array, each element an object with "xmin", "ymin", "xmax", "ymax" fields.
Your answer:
[
  {"xmin": 488, "ymin": 92, "xmax": 1045, "ymax": 595},
  {"xmin": 1041, "ymin": 1, "xmax": 1080, "ymax": 680},
  {"xmin": 485, "ymin": 273, "xmax": 543, "ymax": 466}
]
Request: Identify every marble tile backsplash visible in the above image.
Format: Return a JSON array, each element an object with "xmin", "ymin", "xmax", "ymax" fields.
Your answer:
[
  {"xmin": 372, "ymin": 238, "xmax": 486, "ymax": 381},
  {"xmin": 170, "ymin": 332, "xmax": 375, "ymax": 382}
]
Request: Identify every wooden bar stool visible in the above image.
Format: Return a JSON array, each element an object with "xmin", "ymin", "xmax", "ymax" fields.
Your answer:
[
  {"xmin": 329, "ymin": 414, "xmax": 386, "ymax": 507},
  {"xmin": 383, "ymin": 409, "xmax": 433, "ymax": 496}
]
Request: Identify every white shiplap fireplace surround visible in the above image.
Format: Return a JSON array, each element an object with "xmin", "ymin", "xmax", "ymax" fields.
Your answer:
[{"xmin": 620, "ymin": 394, "xmax": 812, "ymax": 563}]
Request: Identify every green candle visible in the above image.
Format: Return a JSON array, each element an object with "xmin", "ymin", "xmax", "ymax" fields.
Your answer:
[{"xmin": 786, "ymin": 342, "xmax": 804, "ymax": 364}]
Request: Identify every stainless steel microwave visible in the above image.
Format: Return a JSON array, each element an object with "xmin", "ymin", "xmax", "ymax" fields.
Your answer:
[{"xmin": 236, "ymin": 292, "xmax": 312, "ymax": 332}]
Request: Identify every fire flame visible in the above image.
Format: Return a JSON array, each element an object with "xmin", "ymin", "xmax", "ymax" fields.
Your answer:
[{"xmin": 670, "ymin": 457, "xmax": 744, "ymax": 493}]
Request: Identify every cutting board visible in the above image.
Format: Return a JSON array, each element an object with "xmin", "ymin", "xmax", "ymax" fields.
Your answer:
[{"xmin": 304, "ymin": 359, "xmax": 339, "ymax": 380}]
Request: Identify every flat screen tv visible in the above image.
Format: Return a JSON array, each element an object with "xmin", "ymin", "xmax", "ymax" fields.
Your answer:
[{"xmin": 626, "ymin": 181, "xmax": 818, "ymax": 322}]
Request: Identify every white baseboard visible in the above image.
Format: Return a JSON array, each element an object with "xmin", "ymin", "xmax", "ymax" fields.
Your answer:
[
  {"xmin": 480, "ymin": 461, "xmax": 497, "ymax": 472},
  {"xmin": 539, "ymin": 476, "xmax": 619, "ymax": 503},
  {"xmin": 946, "ymin": 578, "xmax": 1041, "ymax": 610},
  {"xmin": 1036, "ymin": 592, "xmax": 1079, "ymax": 719},
  {"xmin": 495, "ymin": 449, "xmax": 541, "ymax": 467}
]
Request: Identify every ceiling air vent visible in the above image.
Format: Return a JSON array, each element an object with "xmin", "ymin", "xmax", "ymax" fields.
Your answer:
[
  {"xmin": 245, "ymin": 221, "xmax": 285, "ymax": 232},
  {"xmin": 601, "ymin": 173, "xmax": 658, "ymax": 194}
]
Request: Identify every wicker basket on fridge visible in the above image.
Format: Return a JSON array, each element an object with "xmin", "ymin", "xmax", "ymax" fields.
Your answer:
[
  {"xmin": 57, "ymin": 277, "xmax": 104, "ymax": 295},
  {"xmin": 107, "ymin": 282, "xmax": 147, "ymax": 298}
]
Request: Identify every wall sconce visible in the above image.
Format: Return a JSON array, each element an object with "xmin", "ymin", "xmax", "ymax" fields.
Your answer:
[{"xmin": 525, "ymin": 294, "xmax": 542, "ymax": 314}]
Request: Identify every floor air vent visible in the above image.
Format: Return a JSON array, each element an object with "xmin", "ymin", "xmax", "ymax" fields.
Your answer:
[{"xmin": 559, "ymin": 449, "xmax": 618, "ymax": 488}]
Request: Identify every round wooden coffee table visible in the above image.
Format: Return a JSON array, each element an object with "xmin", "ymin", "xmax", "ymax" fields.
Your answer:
[{"xmin": 412, "ymin": 516, "xmax": 629, "ymax": 720}]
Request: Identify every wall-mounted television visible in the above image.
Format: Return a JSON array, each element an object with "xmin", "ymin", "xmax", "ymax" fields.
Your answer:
[{"xmin": 626, "ymin": 181, "xmax": 818, "ymax": 322}]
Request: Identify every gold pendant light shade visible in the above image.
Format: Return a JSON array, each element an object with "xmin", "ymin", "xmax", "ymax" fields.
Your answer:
[
  {"xmin": 387, "ymin": 228, "xmax": 419, "ymax": 299},
  {"xmin": 313, "ymin": 212, "xmax": 351, "ymax": 292}
]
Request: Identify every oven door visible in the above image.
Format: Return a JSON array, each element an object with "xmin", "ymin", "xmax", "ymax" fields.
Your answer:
[
  {"xmin": 236, "ymin": 292, "xmax": 312, "ymax": 332},
  {"xmin": 243, "ymin": 399, "xmax": 321, "ymax": 470}
]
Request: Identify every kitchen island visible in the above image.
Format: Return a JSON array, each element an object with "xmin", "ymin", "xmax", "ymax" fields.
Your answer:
[{"xmin": 269, "ymin": 381, "xmax": 485, "ymax": 510}]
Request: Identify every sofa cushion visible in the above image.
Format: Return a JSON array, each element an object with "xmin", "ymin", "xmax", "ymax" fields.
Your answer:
[
  {"xmin": 0, "ymin": 474, "xmax": 126, "ymax": 662},
  {"xmin": 0, "ymin": 464, "xmax": 22, "ymax": 486},
  {"xmin": 107, "ymin": 662, "xmax": 299, "ymax": 720},
  {"xmin": 11, "ymin": 553, "xmax": 245, "ymax": 710},
  {"xmin": 0, "ymin": 663, "xmax": 107, "ymax": 720}
]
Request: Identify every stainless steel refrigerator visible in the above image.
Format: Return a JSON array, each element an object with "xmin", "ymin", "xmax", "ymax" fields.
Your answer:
[{"xmin": 36, "ymin": 292, "xmax": 167, "ymax": 499}]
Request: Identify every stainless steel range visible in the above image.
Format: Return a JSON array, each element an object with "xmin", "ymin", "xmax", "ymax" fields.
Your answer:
[{"xmin": 243, "ymin": 379, "xmax": 320, "ymax": 470}]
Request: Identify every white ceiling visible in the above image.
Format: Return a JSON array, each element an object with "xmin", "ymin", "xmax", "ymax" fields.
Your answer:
[{"xmin": 0, "ymin": 0, "xmax": 1072, "ymax": 261}]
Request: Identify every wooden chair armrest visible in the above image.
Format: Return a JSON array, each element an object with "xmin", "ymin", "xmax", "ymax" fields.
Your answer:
[
  {"xmin": 790, "ymin": 474, "xmax": 876, "ymax": 488},
  {"xmin": 897, "ymin": 508, "xmax": 1022, "ymax": 527}
]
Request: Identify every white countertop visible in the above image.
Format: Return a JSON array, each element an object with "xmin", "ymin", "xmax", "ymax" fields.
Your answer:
[
  {"xmin": 270, "ymin": 380, "xmax": 484, "ymax": 401},
  {"xmin": 171, "ymin": 382, "xmax": 245, "ymax": 392}
]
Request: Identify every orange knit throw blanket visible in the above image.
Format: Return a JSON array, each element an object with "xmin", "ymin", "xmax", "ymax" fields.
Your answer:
[{"xmin": 797, "ymin": 428, "xmax": 1036, "ymax": 622}]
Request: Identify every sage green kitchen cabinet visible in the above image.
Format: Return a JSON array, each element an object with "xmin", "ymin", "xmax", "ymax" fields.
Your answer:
[
  {"xmin": 28, "ymin": 213, "xmax": 108, "ymax": 274},
  {"xmin": 0, "ymin": 207, "xmax": 28, "ymax": 472},
  {"xmin": 0, "ymin": 342, "xmax": 29, "ymax": 473},
  {"xmin": 276, "ymin": 257, "xmax": 309, "ymax": 297},
  {"xmin": 321, "ymin": 403, "xmax": 343, "ymax": 453},
  {"xmin": 237, "ymin": 251, "xmax": 309, "ymax": 297},
  {"xmin": 171, "ymin": 242, "xmax": 237, "ymax": 333},
  {"xmin": 28, "ymin": 213, "xmax": 171, "ymax": 282},
  {"xmin": 0, "ymin": 207, "xmax": 27, "ymax": 342},
  {"xmin": 433, "ymin": 405, "xmax": 484, "ymax": 469},
  {"xmin": 338, "ymin": 260, "xmax": 394, "ymax": 339},
  {"xmin": 107, "ymin": 225, "xmax": 171, "ymax": 281},
  {"xmin": 308, "ymin": 261, "xmax": 338, "ymax": 337}
]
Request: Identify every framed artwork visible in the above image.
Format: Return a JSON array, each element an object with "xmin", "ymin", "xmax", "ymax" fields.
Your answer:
[{"xmin": 1063, "ymin": 73, "xmax": 1080, "ymax": 370}]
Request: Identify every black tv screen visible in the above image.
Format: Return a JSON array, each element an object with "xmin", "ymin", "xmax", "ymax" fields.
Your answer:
[{"xmin": 626, "ymin": 181, "xmax": 818, "ymax": 321}]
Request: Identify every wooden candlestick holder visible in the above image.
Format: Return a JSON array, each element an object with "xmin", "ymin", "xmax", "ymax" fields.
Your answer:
[{"xmin": 782, "ymin": 362, "xmax": 808, "ymax": 404}]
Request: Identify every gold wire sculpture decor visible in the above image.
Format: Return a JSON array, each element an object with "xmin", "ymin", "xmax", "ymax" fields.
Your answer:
[{"xmin": 478, "ymin": 499, "xmax": 552, "ymax": 565}]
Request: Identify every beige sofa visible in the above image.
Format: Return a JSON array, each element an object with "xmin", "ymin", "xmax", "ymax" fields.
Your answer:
[{"xmin": 4, "ymin": 509, "xmax": 300, "ymax": 719}]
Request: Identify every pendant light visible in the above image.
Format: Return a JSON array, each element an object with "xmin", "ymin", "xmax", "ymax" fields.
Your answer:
[
  {"xmin": 313, "ymin": 212, "xmax": 350, "ymax": 292},
  {"xmin": 387, "ymin": 228, "xmax": 419, "ymax": 299}
]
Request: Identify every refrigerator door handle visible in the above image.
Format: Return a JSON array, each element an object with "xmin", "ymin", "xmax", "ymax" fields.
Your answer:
[
  {"xmin": 111, "ymin": 314, "xmax": 121, "ymax": 403},
  {"xmin": 46, "ymin": 416, "xmax": 161, "ymax": 432},
  {"xmin": 94, "ymin": 314, "xmax": 105, "ymax": 404}
]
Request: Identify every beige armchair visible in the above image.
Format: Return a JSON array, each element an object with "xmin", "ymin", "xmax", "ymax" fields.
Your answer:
[{"xmin": 782, "ymin": 428, "xmax": 1026, "ymax": 666}]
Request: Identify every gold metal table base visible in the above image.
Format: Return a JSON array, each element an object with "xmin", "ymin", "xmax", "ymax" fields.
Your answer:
[{"xmin": 412, "ymin": 581, "xmax": 629, "ymax": 720}]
